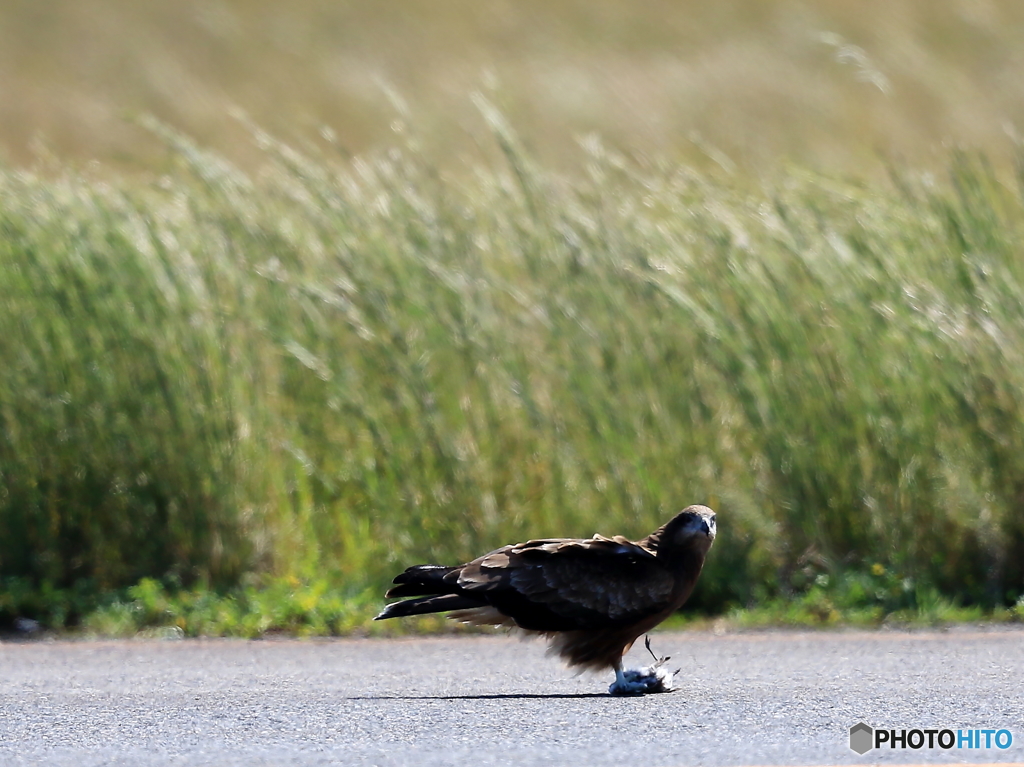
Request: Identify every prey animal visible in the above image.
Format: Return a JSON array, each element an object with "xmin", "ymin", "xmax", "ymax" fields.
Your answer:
[{"xmin": 375, "ymin": 505, "xmax": 716, "ymax": 695}]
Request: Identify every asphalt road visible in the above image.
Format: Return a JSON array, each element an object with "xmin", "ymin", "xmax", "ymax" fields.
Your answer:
[{"xmin": 1, "ymin": 627, "xmax": 1022, "ymax": 766}]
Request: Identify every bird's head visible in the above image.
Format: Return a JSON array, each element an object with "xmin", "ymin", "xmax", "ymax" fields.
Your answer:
[{"xmin": 656, "ymin": 504, "xmax": 717, "ymax": 556}]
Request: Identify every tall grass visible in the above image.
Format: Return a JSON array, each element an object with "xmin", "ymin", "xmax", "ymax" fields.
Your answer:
[{"xmin": 2, "ymin": 127, "xmax": 1023, "ymax": 626}]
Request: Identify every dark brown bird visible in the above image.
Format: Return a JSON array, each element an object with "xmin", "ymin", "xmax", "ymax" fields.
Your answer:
[{"xmin": 375, "ymin": 504, "xmax": 716, "ymax": 695}]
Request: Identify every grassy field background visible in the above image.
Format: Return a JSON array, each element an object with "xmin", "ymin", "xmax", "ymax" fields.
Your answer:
[
  {"xmin": 3, "ymin": 0, "xmax": 1024, "ymax": 173},
  {"xmin": 2, "ymin": 2, "xmax": 1024, "ymax": 634}
]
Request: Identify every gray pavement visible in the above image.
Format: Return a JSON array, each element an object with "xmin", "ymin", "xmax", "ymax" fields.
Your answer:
[{"xmin": 1, "ymin": 627, "xmax": 1022, "ymax": 766}]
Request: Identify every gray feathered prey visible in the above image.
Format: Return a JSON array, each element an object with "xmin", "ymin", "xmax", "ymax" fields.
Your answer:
[{"xmin": 375, "ymin": 505, "xmax": 716, "ymax": 695}]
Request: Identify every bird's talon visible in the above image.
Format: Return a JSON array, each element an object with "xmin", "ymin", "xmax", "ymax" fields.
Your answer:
[{"xmin": 610, "ymin": 664, "xmax": 678, "ymax": 695}]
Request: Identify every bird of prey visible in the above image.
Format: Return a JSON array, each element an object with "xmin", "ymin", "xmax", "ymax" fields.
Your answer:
[{"xmin": 375, "ymin": 504, "xmax": 717, "ymax": 695}]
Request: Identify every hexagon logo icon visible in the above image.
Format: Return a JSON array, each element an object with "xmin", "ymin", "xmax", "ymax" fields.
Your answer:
[{"xmin": 849, "ymin": 722, "xmax": 873, "ymax": 754}]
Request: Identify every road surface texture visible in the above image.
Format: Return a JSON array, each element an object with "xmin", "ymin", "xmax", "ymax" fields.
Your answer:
[{"xmin": 1, "ymin": 627, "xmax": 1022, "ymax": 766}]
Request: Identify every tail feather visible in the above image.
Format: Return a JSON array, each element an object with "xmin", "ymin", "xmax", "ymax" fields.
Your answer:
[
  {"xmin": 374, "ymin": 593, "xmax": 484, "ymax": 621},
  {"xmin": 385, "ymin": 564, "xmax": 460, "ymax": 598}
]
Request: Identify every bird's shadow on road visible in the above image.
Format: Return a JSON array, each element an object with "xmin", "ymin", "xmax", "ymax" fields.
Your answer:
[{"xmin": 348, "ymin": 693, "xmax": 611, "ymax": 700}]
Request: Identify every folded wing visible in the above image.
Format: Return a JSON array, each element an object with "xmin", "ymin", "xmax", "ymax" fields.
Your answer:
[{"xmin": 380, "ymin": 535, "xmax": 675, "ymax": 632}]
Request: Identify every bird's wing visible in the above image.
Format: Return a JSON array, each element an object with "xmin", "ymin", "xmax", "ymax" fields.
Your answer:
[{"xmin": 456, "ymin": 536, "xmax": 675, "ymax": 629}]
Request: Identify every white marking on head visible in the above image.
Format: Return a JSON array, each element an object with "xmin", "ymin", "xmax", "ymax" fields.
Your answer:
[{"xmin": 672, "ymin": 506, "xmax": 717, "ymax": 550}]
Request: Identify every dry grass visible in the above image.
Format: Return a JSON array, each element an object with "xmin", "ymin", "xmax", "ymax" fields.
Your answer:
[{"xmin": 2, "ymin": 0, "xmax": 1024, "ymax": 173}]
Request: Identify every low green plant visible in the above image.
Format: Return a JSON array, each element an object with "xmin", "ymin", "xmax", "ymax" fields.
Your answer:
[
  {"xmin": 75, "ymin": 577, "xmax": 379, "ymax": 638},
  {"xmin": 726, "ymin": 563, "xmax": 1007, "ymax": 628}
]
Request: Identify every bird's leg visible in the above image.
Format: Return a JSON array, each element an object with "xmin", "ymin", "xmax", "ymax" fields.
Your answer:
[
  {"xmin": 644, "ymin": 635, "xmax": 671, "ymax": 668},
  {"xmin": 609, "ymin": 656, "xmax": 660, "ymax": 696},
  {"xmin": 608, "ymin": 658, "xmax": 644, "ymax": 696},
  {"xmin": 612, "ymin": 660, "xmax": 628, "ymax": 691},
  {"xmin": 608, "ymin": 638, "xmax": 681, "ymax": 696}
]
